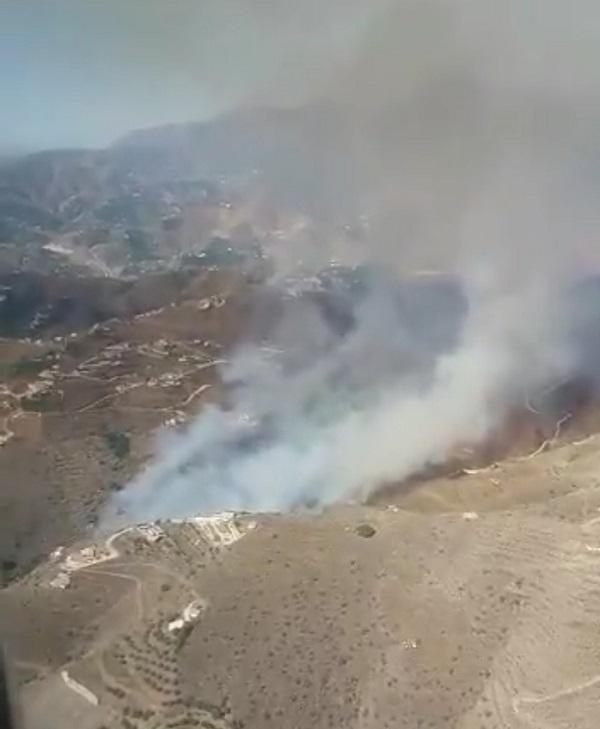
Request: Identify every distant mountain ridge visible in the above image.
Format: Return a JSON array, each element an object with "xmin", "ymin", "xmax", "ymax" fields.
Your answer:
[{"xmin": 0, "ymin": 103, "xmax": 358, "ymax": 271}]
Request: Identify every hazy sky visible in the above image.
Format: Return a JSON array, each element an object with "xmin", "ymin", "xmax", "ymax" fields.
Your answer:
[
  {"xmin": 3, "ymin": 0, "xmax": 600, "ymax": 154},
  {"xmin": 0, "ymin": 0, "xmax": 374, "ymax": 153}
]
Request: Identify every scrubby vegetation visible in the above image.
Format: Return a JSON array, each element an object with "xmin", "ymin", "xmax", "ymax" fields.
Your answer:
[{"xmin": 105, "ymin": 430, "xmax": 131, "ymax": 460}]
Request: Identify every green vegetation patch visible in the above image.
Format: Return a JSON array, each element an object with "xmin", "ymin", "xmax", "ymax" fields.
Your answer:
[
  {"xmin": 0, "ymin": 352, "xmax": 55, "ymax": 378},
  {"xmin": 104, "ymin": 429, "xmax": 131, "ymax": 460}
]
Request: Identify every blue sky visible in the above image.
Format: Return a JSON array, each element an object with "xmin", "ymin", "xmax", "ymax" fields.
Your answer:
[
  {"xmin": 5, "ymin": 0, "xmax": 595, "ymax": 155},
  {"xmin": 0, "ymin": 2, "xmax": 219, "ymax": 151},
  {"xmin": 0, "ymin": 0, "xmax": 372, "ymax": 153}
]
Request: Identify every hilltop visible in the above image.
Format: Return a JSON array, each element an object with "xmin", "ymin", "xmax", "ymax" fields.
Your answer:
[{"xmin": 4, "ymin": 433, "xmax": 600, "ymax": 728}]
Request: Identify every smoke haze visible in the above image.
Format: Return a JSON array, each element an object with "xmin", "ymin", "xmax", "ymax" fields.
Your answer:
[
  {"xmin": 0, "ymin": 0, "xmax": 374, "ymax": 150},
  {"xmin": 101, "ymin": 0, "xmax": 600, "ymax": 522}
]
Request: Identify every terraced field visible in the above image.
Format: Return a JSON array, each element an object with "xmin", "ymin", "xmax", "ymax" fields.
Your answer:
[{"xmin": 4, "ymin": 435, "xmax": 600, "ymax": 728}]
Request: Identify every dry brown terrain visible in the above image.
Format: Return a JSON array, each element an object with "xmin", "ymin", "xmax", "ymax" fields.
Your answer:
[
  {"xmin": 2, "ymin": 432, "xmax": 600, "ymax": 728},
  {"xmin": 0, "ymin": 268, "xmax": 260, "ymax": 579},
  {"xmin": 0, "ymin": 262, "xmax": 368, "ymax": 578},
  {"xmin": 3, "ymin": 263, "xmax": 600, "ymax": 729}
]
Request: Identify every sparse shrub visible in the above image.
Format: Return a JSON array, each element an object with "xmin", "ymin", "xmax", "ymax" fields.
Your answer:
[
  {"xmin": 105, "ymin": 430, "xmax": 130, "ymax": 460},
  {"xmin": 21, "ymin": 391, "xmax": 60, "ymax": 412},
  {"xmin": 174, "ymin": 623, "xmax": 194, "ymax": 652},
  {"xmin": 0, "ymin": 559, "xmax": 19, "ymax": 587},
  {"xmin": 5, "ymin": 354, "xmax": 52, "ymax": 378},
  {"xmin": 355, "ymin": 523, "xmax": 376, "ymax": 538}
]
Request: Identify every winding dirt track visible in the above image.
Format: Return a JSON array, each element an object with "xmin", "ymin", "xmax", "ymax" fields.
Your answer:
[{"xmin": 8, "ymin": 439, "xmax": 600, "ymax": 729}]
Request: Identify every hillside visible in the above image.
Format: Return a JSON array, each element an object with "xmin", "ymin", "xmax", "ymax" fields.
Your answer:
[
  {"xmin": 0, "ymin": 104, "xmax": 359, "ymax": 281},
  {"xmin": 5, "ymin": 434, "xmax": 600, "ymax": 729}
]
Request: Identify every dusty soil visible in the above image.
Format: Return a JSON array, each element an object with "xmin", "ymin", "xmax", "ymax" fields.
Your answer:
[
  {"xmin": 0, "ymin": 264, "xmax": 373, "ymax": 577},
  {"xmin": 3, "ymin": 265, "xmax": 600, "ymax": 728},
  {"xmin": 0, "ymin": 268, "xmax": 259, "ymax": 578},
  {"xmin": 2, "ymin": 434, "xmax": 600, "ymax": 728}
]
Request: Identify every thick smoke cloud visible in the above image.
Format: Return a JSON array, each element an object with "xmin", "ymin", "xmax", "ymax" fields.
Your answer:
[
  {"xmin": 110, "ymin": 0, "xmax": 600, "ymax": 523},
  {"xmin": 113, "ymin": 276, "xmax": 573, "ymax": 523}
]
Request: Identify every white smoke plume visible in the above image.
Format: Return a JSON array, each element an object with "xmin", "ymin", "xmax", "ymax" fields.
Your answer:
[
  {"xmin": 110, "ymin": 0, "xmax": 600, "ymax": 523},
  {"xmin": 112, "ymin": 270, "xmax": 574, "ymax": 523}
]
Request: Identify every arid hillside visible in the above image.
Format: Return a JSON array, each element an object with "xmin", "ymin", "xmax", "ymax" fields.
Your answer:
[{"xmin": 4, "ymin": 433, "xmax": 600, "ymax": 729}]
